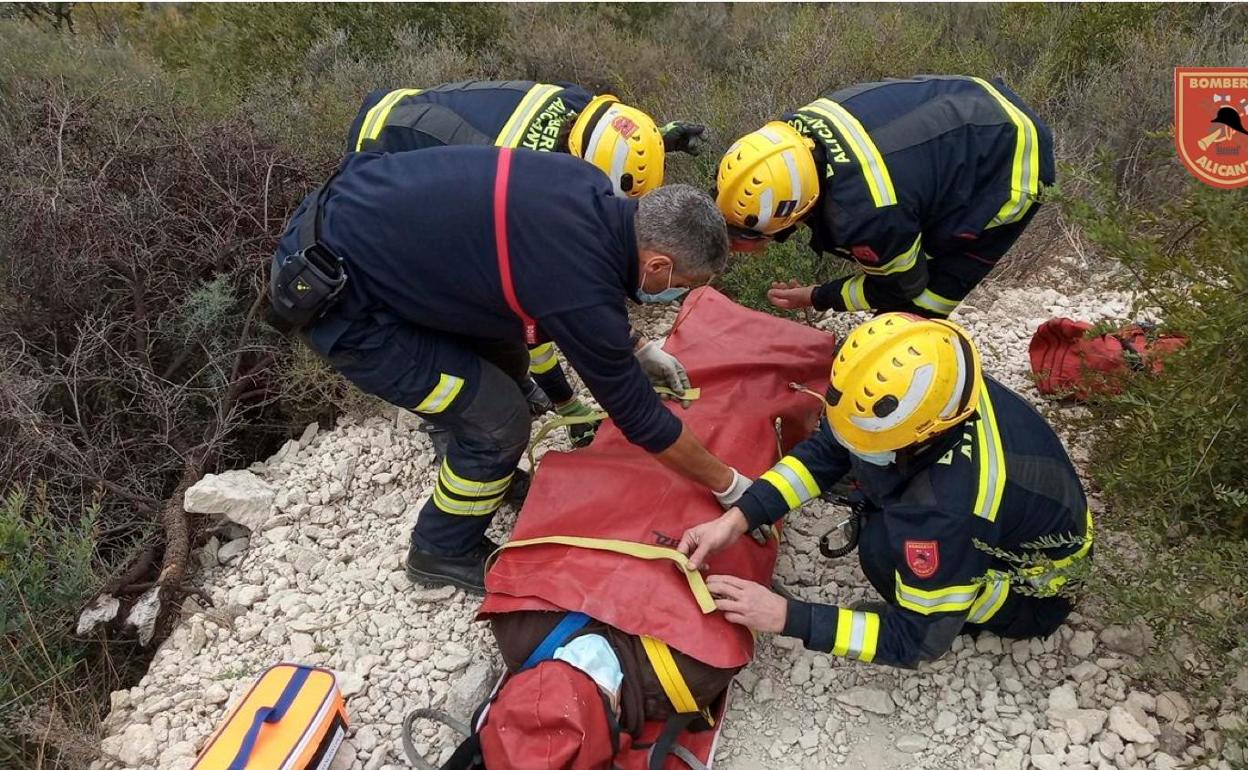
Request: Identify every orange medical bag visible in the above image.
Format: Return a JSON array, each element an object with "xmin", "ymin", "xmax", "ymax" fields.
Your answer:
[{"xmin": 193, "ymin": 663, "xmax": 348, "ymax": 770}]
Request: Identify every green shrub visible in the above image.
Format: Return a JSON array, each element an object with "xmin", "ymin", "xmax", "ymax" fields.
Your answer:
[
  {"xmin": 0, "ymin": 486, "xmax": 112, "ymax": 767},
  {"xmin": 1064, "ymin": 146, "xmax": 1248, "ymax": 688},
  {"xmin": 131, "ymin": 3, "xmax": 503, "ymax": 96}
]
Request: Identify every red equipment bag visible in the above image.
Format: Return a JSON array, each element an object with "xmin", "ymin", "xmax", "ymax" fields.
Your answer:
[
  {"xmin": 1028, "ymin": 317, "xmax": 1186, "ymax": 400},
  {"xmin": 478, "ymin": 287, "xmax": 838, "ymax": 769}
]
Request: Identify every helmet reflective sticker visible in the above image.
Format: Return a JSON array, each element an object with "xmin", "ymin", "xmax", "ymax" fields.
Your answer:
[
  {"xmin": 939, "ymin": 336, "xmax": 968, "ymax": 420},
  {"xmin": 608, "ymin": 130, "xmax": 631, "ymax": 196},
  {"xmin": 849, "ymin": 363, "xmax": 936, "ymax": 433},
  {"xmin": 756, "ymin": 188, "xmax": 774, "ymax": 232},
  {"xmin": 780, "ymin": 150, "xmax": 802, "ymax": 208}
]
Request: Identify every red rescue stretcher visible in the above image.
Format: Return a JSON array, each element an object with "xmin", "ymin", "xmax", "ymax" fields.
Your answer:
[{"xmin": 478, "ymin": 287, "xmax": 838, "ymax": 769}]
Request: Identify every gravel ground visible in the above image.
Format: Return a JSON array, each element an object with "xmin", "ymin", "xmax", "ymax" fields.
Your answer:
[{"xmin": 93, "ymin": 286, "xmax": 1247, "ymax": 770}]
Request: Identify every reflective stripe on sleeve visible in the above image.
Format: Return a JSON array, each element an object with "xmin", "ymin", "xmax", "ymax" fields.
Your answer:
[
  {"xmin": 840, "ymin": 275, "xmax": 872, "ymax": 311},
  {"xmin": 414, "ymin": 373, "xmax": 465, "ymax": 414},
  {"xmin": 1024, "ymin": 506, "xmax": 1094, "ymax": 596},
  {"xmin": 354, "ymin": 88, "xmax": 425, "ymax": 151},
  {"xmin": 858, "ymin": 235, "xmax": 923, "ymax": 276},
  {"xmin": 832, "ymin": 607, "xmax": 881, "ymax": 663},
  {"xmin": 759, "ymin": 456, "xmax": 821, "ymax": 510},
  {"xmin": 527, "ymin": 342, "xmax": 559, "ymax": 374},
  {"xmin": 912, "ymin": 288, "xmax": 959, "ymax": 317},
  {"xmin": 894, "ymin": 573, "xmax": 980, "ymax": 615},
  {"xmin": 967, "ymin": 571, "xmax": 1011, "ymax": 624},
  {"xmin": 970, "ymin": 77, "xmax": 1041, "ymax": 228}
]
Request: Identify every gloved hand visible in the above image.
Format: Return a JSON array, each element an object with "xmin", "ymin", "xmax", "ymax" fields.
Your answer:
[
  {"xmin": 713, "ymin": 467, "xmax": 752, "ymax": 509},
  {"xmin": 660, "ymin": 121, "xmax": 707, "ymax": 156},
  {"xmin": 520, "ymin": 376, "xmax": 554, "ymax": 416},
  {"xmin": 555, "ymin": 398, "xmax": 602, "ymax": 449},
  {"xmin": 636, "ymin": 340, "xmax": 693, "ymax": 407}
]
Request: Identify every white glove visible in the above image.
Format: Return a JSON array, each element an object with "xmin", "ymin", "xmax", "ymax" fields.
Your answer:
[
  {"xmin": 636, "ymin": 340, "xmax": 692, "ymax": 402},
  {"xmin": 713, "ymin": 468, "xmax": 752, "ymax": 509}
]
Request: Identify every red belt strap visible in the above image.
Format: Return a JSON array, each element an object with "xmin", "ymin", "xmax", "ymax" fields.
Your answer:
[{"xmin": 493, "ymin": 148, "xmax": 538, "ymax": 344}]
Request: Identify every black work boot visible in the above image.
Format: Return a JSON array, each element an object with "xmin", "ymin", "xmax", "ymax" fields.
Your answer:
[{"xmin": 405, "ymin": 537, "xmax": 500, "ymax": 595}]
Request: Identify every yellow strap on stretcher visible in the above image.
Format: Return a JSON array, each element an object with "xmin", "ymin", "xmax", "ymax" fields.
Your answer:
[
  {"xmin": 488, "ymin": 536, "xmax": 716, "ymax": 614},
  {"xmin": 639, "ymin": 635, "xmax": 715, "ymax": 726}
]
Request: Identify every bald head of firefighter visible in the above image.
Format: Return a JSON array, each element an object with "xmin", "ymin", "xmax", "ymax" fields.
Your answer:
[
  {"xmin": 715, "ymin": 75, "xmax": 1054, "ymax": 321},
  {"xmin": 269, "ymin": 147, "xmax": 749, "ymax": 593},
  {"xmin": 680, "ymin": 314, "xmax": 1091, "ymax": 669}
]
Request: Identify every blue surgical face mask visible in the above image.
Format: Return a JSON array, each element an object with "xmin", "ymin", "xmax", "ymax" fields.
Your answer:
[
  {"xmin": 553, "ymin": 634, "xmax": 623, "ymax": 699},
  {"xmin": 848, "ymin": 447, "xmax": 897, "ymax": 466},
  {"xmin": 636, "ymin": 262, "xmax": 689, "ymax": 304}
]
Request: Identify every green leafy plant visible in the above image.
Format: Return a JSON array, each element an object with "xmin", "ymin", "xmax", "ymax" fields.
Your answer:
[{"xmin": 1063, "ymin": 146, "xmax": 1248, "ymax": 690}]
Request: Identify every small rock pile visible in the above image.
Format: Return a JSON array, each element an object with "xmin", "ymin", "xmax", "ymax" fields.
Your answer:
[{"xmin": 94, "ymin": 290, "xmax": 1246, "ymax": 770}]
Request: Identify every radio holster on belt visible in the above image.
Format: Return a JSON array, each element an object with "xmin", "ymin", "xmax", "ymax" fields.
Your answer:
[{"xmin": 267, "ymin": 173, "xmax": 347, "ymax": 335}]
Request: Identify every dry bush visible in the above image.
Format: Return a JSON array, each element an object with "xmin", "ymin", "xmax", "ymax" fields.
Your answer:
[{"xmin": 0, "ymin": 29, "xmax": 319, "ymax": 762}]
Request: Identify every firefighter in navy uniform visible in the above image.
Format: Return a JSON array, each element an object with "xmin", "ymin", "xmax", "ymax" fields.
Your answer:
[
  {"xmin": 269, "ymin": 147, "xmax": 752, "ymax": 593},
  {"xmin": 715, "ymin": 75, "xmax": 1055, "ymax": 319},
  {"xmin": 345, "ymin": 80, "xmax": 707, "ymax": 442},
  {"xmin": 678, "ymin": 314, "xmax": 1092, "ymax": 668}
]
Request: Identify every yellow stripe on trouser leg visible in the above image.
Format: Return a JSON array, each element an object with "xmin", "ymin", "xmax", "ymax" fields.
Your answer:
[
  {"xmin": 439, "ymin": 462, "xmax": 512, "ymax": 497},
  {"xmin": 528, "ymin": 342, "xmax": 559, "ymax": 375},
  {"xmin": 640, "ymin": 636, "xmax": 700, "ymax": 714},
  {"xmin": 432, "ymin": 487, "xmax": 504, "ymax": 516},
  {"xmin": 414, "ymin": 373, "xmax": 465, "ymax": 415},
  {"xmin": 832, "ymin": 607, "xmax": 881, "ymax": 663},
  {"xmin": 432, "ymin": 460, "xmax": 512, "ymax": 517}
]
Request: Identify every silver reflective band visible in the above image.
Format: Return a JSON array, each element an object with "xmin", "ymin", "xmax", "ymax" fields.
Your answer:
[
  {"xmin": 848, "ymin": 611, "xmax": 871, "ymax": 657},
  {"xmin": 771, "ymin": 462, "xmax": 818, "ymax": 503}
]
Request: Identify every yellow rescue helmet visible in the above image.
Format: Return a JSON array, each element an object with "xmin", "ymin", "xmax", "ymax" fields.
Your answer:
[
  {"xmin": 715, "ymin": 121, "xmax": 820, "ymax": 236},
  {"xmin": 568, "ymin": 94, "xmax": 665, "ymax": 198},
  {"xmin": 826, "ymin": 313, "xmax": 983, "ymax": 454}
]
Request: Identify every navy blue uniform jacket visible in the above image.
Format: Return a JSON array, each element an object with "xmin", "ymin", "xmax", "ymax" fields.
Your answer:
[
  {"xmin": 737, "ymin": 377, "xmax": 1090, "ymax": 667},
  {"xmin": 276, "ymin": 146, "xmax": 682, "ymax": 453}
]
